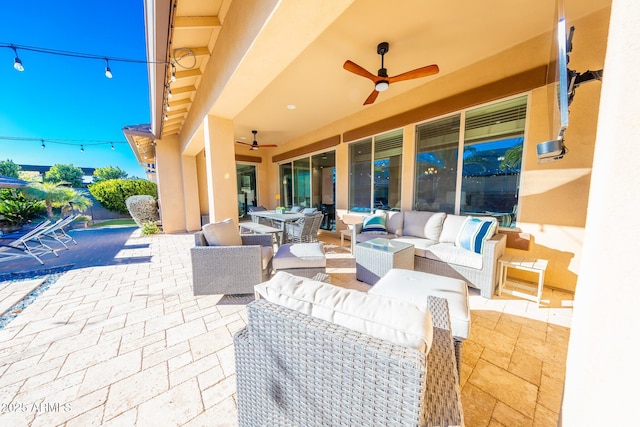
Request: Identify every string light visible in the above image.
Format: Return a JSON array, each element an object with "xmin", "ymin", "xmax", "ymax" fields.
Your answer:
[
  {"xmin": 1, "ymin": 43, "xmax": 181, "ymax": 78},
  {"xmin": 11, "ymin": 45, "xmax": 24, "ymax": 71},
  {"xmin": 0, "ymin": 135, "xmax": 127, "ymax": 152},
  {"xmin": 167, "ymin": 87, "xmax": 173, "ymax": 99},
  {"xmin": 104, "ymin": 59, "xmax": 112, "ymax": 79}
]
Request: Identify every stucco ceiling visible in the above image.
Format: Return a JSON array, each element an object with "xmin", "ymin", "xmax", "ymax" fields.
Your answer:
[{"xmin": 162, "ymin": 0, "xmax": 611, "ymax": 150}]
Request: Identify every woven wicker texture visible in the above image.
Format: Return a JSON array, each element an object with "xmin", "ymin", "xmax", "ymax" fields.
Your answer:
[
  {"xmin": 234, "ymin": 296, "xmax": 463, "ymax": 426},
  {"xmin": 191, "ymin": 232, "xmax": 273, "ymax": 295},
  {"xmin": 355, "ymin": 241, "xmax": 415, "ymax": 285},
  {"xmin": 414, "ymin": 234, "xmax": 506, "ymax": 299}
]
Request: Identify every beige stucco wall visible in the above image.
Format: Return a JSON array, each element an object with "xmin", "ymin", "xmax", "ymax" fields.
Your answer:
[
  {"xmin": 261, "ymin": 8, "xmax": 609, "ymax": 292},
  {"xmin": 562, "ymin": 0, "xmax": 640, "ymax": 423},
  {"xmin": 154, "ymin": 134, "xmax": 187, "ymax": 233}
]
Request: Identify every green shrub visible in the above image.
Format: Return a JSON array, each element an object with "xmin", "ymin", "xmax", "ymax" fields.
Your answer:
[
  {"xmin": 88, "ymin": 179, "xmax": 157, "ymax": 214},
  {"xmin": 0, "ymin": 189, "xmax": 46, "ymax": 226},
  {"xmin": 141, "ymin": 221, "xmax": 160, "ymax": 236},
  {"xmin": 125, "ymin": 195, "xmax": 159, "ymax": 227}
]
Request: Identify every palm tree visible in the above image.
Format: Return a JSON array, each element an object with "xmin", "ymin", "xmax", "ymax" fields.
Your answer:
[{"xmin": 24, "ymin": 182, "xmax": 92, "ymax": 218}]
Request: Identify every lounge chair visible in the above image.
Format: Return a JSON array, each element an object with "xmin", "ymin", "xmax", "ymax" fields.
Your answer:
[
  {"xmin": 39, "ymin": 215, "xmax": 78, "ymax": 249},
  {"xmin": 0, "ymin": 220, "xmax": 59, "ymax": 265}
]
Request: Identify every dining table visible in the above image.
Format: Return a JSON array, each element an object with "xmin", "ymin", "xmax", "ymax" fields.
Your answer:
[{"xmin": 248, "ymin": 210, "xmax": 305, "ymax": 245}]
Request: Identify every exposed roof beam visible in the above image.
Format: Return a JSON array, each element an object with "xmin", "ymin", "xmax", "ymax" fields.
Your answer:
[
  {"xmin": 174, "ymin": 16, "xmax": 221, "ymax": 29},
  {"xmin": 171, "ymin": 85, "xmax": 196, "ymax": 95},
  {"xmin": 169, "ymin": 108, "xmax": 188, "ymax": 115},
  {"xmin": 175, "ymin": 69, "xmax": 202, "ymax": 79},
  {"xmin": 169, "ymin": 98, "xmax": 191, "ymax": 107}
]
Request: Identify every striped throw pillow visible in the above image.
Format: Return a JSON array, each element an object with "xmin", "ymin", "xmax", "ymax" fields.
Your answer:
[
  {"xmin": 361, "ymin": 214, "xmax": 387, "ymax": 234},
  {"xmin": 455, "ymin": 217, "xmax": 497, "ymax": 254}
]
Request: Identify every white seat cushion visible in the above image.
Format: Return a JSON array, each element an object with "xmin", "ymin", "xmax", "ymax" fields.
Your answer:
[
  {"xmin": 393, "ymin": 236, "xmax": 439, "ymax": 258},
  {"xmin": 273, "ymin": 243, "xmax": 326, "ymax": 270},
  {"xmin": 439, "ymin": 214, "xmax": 468, "ymax": 243},
  {"xmin": 261, "ymin": 246, "xmax": 274, "ymax": 270},
  {"xmin": 255, "ymin": 271, "xmax": 433, "ymax": 352},
  {"xmin": 425, "ymin": 242, "xmax": 483, "ymax": 270},
  {"xmin": 368, "ymin": 268, "xmax": 470, "ymax": 340}
]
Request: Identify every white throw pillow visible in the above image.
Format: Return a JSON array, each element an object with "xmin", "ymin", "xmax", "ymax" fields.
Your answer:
[
  {"xmin": 439, "ymin": 214, "xmax": 468, "ymax": 243},
  {"xmin": 202, "ymin": 218, "xmax": 242, "ymax": 246},
  {"xmin": 255, "ymin": 272, "xmax": 434, "ymax": 353}
]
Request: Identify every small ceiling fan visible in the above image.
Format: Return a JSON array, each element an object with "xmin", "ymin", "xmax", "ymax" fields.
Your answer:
[
  {"xmin": 236, "ymin": 130, "xmax": 277, "ymax": 151},
  {"xmin": 343, "ymin": 41, "xmax": 439, "ymax": 105}
]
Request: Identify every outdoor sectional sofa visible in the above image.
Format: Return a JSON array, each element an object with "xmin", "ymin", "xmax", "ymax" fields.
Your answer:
[{"xmin": 353, "ymin": 210, "xmax": 507, "ymax": 298}]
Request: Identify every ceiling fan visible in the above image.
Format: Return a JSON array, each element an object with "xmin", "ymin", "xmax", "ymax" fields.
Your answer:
[
  {"xmin": 343, "ymin": 41, "xmax": 439, "ymax": 105},
  {"xmin": 236, "ymin": 130, "xmax": 277, "ymax": 151}
]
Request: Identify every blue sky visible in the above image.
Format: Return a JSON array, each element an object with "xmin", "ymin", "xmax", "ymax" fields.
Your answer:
[{"xmin": 0, "ymin": 1, "xmax": 150, "ymax": 178}]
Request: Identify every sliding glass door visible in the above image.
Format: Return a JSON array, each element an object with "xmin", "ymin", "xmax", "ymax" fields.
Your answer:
[
  {"xmin": 278, "ymin": 150, "xmax": 336, "ymax": 230},
  {"xmin": 236, "ymin": 163, "xmax": 257, "ymax": 219}
]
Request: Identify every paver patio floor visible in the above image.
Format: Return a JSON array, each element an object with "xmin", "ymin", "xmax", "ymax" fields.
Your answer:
[{"xmin": 0, "ymin": 229, "xmax": 574, "ymax": 426}]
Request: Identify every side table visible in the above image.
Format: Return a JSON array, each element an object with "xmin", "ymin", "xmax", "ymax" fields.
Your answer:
[
  {"xmin": 354, "ymin": 238, "xmax": 414, "ymax": 285},
  {"xmin": 498, "ymin": 255, "xmax": 548, "ymax": 305}
]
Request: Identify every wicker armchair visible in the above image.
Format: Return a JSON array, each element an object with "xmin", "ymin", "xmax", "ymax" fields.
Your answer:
[
  {"xmin": 234, "ymin": 296, "xmax": 464, "ymax": 427},
  {"xmin": 191, "ymin": 231, "xmax": 273, "ymax": 295}
]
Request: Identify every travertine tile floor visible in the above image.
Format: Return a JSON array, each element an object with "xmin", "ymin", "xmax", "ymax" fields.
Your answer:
[{"xmin": 0, "ymin": 230, "xmax": 573, "ymax": 426}]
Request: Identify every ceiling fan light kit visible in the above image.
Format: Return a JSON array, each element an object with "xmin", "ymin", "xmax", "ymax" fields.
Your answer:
[{"xmin": 344, "ymin": 41, "xmax": 439, "ymax": 105}]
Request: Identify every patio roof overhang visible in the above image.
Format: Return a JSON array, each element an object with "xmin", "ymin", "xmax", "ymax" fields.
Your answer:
[{"xmin": 141, "ymin": 0, "xmax": 611, "ymax": 158}]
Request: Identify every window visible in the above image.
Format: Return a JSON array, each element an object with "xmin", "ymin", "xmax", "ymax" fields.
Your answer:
[
  {"xmin": 349, "ymin": 129, "xmax": 403, "ymax": 212},
  {"xmin": 278, "ymin": 151, "xmax": 336, "ymax": 230},
  {"xmin": 414, "ymin": 96, "xmax": 527, "ymax": 227}
]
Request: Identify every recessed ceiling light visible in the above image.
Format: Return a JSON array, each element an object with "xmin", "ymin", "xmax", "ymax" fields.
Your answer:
[{"xmin": 287, "ymin": 104, "xmax": 297, "ymax": 110}]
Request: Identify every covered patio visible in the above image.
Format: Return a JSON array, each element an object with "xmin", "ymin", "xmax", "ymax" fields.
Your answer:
[{"xmin": 124, "ymin": 1, "xmax": 639, "ymax": 421}]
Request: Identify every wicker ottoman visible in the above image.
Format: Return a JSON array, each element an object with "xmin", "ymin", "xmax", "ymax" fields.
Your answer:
[
  {"xmin": 273, "ymin": 243, "xmax": 326, "ymax": 278},
  {"xmin": 368, "ymin": 268, "xmax": 470, "ymax": 373}
]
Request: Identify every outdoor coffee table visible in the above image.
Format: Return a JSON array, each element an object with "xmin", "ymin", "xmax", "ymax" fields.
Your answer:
[{"xmin": 354, "ymin": 238, "xmax": 414, "ymax": 285}]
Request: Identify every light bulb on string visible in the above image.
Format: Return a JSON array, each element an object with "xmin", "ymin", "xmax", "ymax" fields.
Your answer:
[
  {"xmin": 41, "ymin": 140, "xmax": 45, "ymax": 149},
  {"xmin": 11, "ymin": 46, "xmax": 24, "ymax": 72},
  {"xmin": 167, "ymin": 88, "xmax": 173, "ymax": 99},
  {"xmin": 170, "ymin": 63, "xmax": 177, "ymax": 82},
  {"xmin": 104, "ymin": 59, "xmax": 113, "ymax": 78},
  {"xmin": 111, "ymin": 143, "xmax": 115, "ymax": 150},
  {"xmin": 80, "ymin": 145, "xmax": 84, "ymax": 153}
]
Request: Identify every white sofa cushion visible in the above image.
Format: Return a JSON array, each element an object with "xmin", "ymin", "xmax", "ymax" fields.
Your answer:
[
  {"xmin": 255, "ymin": 272, "xmax": 433, "ymax": 352},
  {"xmin": 272, "ymin": 243, "xmax": 326, "ymax": 270},
  {"xmin": 403, "ymin": 211, "xmax": 437, "ymax": 238},
  {"xmin": 439, "ymin": 214, "xmax": 469, "ymax": 243},
  {"xmin": 393, "ymin": 236, "xmax": 439, "ymax": 258},
  {"xmin": 202, "ymin": 218, "xmax": 242, "ymax": 246},
  {"xmin": 425, "ymin": 212, "xmax": 446, "ymax": 240},
  {"xmin": 369, "ymin": 268, "xmax": 471, "ymax": 340},
  {"xmin": 382, "ymin": 210, "xmax": 404, "ymax": 235},
  {"xmin": 425, "ymin": 242, "xmax": 483, "ymax": 270}
]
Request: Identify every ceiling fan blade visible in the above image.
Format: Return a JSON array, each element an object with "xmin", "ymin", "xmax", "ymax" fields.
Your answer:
[
  {"xmin": 257, "ymin": 144, "xmax": 278, "ymax": 148},
  {"xmin": 388, "ymin": 64, "xmax": 439, "ymax": 83},
  {"xmin": 343, "ymin": 60, "xmax": 378, "ymax": 82},
  {"xmin": 236, "ymin": 141, "xmax": 253, "ymax": 146},
  {"xmin": 363, "ymin": 89, "xmax": 379, "ymax": 105}
]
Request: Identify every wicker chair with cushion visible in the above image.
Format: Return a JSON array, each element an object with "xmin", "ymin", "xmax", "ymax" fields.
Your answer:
[
  {"xmin": 234, "ymin": 272, "xmax": 464, "ymax": 427},
  {"xmin": 191, "ymin": 219, "xmax": 273, "ymax": 295}
]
